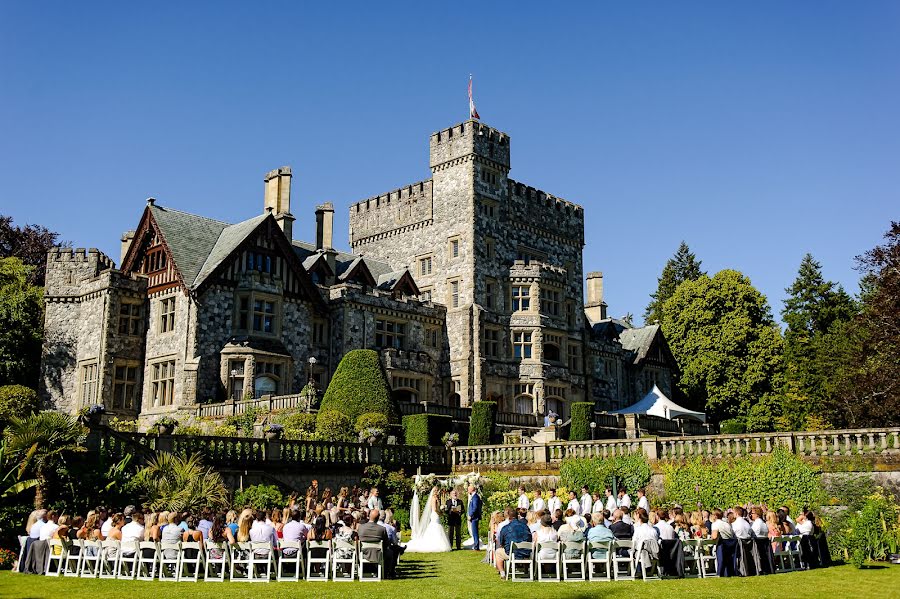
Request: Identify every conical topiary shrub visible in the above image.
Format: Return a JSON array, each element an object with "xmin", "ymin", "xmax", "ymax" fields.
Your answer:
[{"xmin": 318, "ymin": 349, "xmax": 397, "ymax": 426}]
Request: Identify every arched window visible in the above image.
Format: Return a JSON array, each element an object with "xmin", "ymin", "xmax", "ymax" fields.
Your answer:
[
  {"xmin": 514, "ymin": 395, "xmax": 534, "ymax": 414},
  {"xmin": 254, "ymin": 375, "xmax": 277, "ymax": 398},
  {"xmin": 447, "ymin": 393, "xmax": 461, "ymax": 408}
]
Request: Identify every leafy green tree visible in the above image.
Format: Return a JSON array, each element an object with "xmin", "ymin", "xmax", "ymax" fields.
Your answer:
[
  {"xmin": 129, "ymin": 452, "xmax": 228, "ymax": 512},
  {"xmin": 661, "ymin": 269, "xmax": 784, "ymax": 422},
  {"xmin": 0, "ymin": 215, "xmax": 66, "ymax": 286},
  {"xmin": 0, "ymin": 258, "xmax": 44, "ymax": 387},
  {"xmin": 644, "ymin": 241, "xmax": 705, "ymax": 325},
  {"xmin": 0, "ymin": 385, "xmax": 39, "ymax": 433},
  {"xmin": 319, "ymin": 349, "xmax": 396, "ymax": 423},
  {"xmin": 780, "ymin": 254, "xmax": 856, "ymax": 428},
  {"xmin": 234, "ymin": 484, "xmax": 285, "ymax": 510},
  {"xmin": 3, "ymin": 411, "xmax": 86, "ymax": 508}
]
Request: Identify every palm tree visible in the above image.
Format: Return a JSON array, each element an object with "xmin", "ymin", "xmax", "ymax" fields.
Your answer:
[
  {"xmin": 3, "ymin": 411, "xmax": 86, "ymax": 508},
  {"xmin": 131, "ymin": 452, "xmax": 229, "ymax": 512}
]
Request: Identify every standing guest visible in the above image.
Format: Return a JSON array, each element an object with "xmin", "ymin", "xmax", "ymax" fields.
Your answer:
[
  {"xmin": 495, "ymin": 508, "xmax": 531, "ymax": 578},
  {"xmin": 531, "ymin": 489, "xmax": 546, "ymax": 513},
  {"xmin": 467, "ymin": 484, "xmax": 483, "ymax": 551},
  {"xmin": 604, "ymin": 487, "xmax": 617, "ymax": 513},
  {"xmin": 336, "ymin": 487, "xmax": 350, "ymax": 514},
  {"xmin": 731, "ymin": 506, "xmax": 752, "ymax": 539},
  {"xmin": 444, "ymin": 489, "xmax": 464, "ymax": 550},
  {"xmin": 305, "ymin": 486, "xmax": 318, "ymax": 513},
  {"xmin": 121, "ymin": 511, "xmax": 144, "ymax": 556},
  {"xmin": 357, "ymin": 510, "xmax": 396, "ymax": 579},
  {"xmin": 197, "ymin": 508, "xmax": 213, "ymax": 540},
  {"xmin": 618, "ymin": 487, "xmax": 632, "ymax": 509},
  {"xmin": 547, "ymin": 489, "xmax": 562, "ymax": 515},
  {"xmin": 637, "ymin": 488, "xmax": 650, "ymax": 512},
  {"xmin": 750, "ymin": 507, "xmax": 768, "ymax": 538},
  {"xmin": 566, "ymin": 490, "xmax": 581, "ymax": 515},
  {"xmin": 591, "ymin": 492, "xmax": 604, "ymax": 515},
  {"xmin": 38, "ymin": 511, "xmax": 59, "ymax": 541},
  {"xmin": 656, "ymin": 510, "xmax": 676, "ymax": 540},
  {"xmin": 710, "ymin": 509, "xmax": 734, "ymax": 541},
  {"xmin": 322, "ymin": 487, "xmax": 334, "ymax": 510},
  {"xmin": 609, "ymin": 509, "xmax": 633, "ymax": 540},
  {"xmin": 516, "ymin": 486, "xmax": 530, "ymax": 510},
  {"xmin": 367, "ymin": 487, "xmax": 383, "ymax": 511},
  {"xmin": 579, "ymin": 486, "xmax": 592, "ymax": 516}
]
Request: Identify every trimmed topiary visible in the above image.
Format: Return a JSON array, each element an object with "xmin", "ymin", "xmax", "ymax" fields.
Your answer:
[
  {"xmin": 402, "ymin": 413, "xmax": 452, "ymax": 446},
  {"xmin": 316, "ymin": 410, "xmax": 353, "ymax": 441},
  {"xmin": 319, "ymin": 349, "xmax": 396, "ymax": 423},
  {"xmin": 468, "ymin": 401, "xmax": 497, "ymax": 446},
  {"xmin": 355, "ymin": 412, "xmax": 390, "ymax": 433},
  {"xmin": 569, "ymin": 402, "xmax": 593, "ymax": 441}
]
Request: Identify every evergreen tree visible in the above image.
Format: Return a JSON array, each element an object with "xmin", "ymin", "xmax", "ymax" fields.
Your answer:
[
  {"xmin": 661, "ymin": 269, "xmax": 784, "ymax": 423},
  {"xmin": 644, "ymin": 241, "xmax": 705, "ymax": 324},
  {"xmin": 780, "ymin": 254, "xmax": 856, "ymax": 428}
]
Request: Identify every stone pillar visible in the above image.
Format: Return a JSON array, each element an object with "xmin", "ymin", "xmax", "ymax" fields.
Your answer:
[
  {"xmin": 641, "ymin": 437, "xmax": 659, "ymax": 461},
  {"xmin": 624, "ymin": 414, "xmax": 639, "ymax": 439},
  {"xmin": 534, "ymin": 443, "xmax": 549, "ymax": 464}
]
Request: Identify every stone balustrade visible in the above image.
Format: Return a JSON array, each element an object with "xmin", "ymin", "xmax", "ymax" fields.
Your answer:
[
  {"xmin": 453, "ymin": 444, "xmax": 536, "ymax": 468},
  {"xmin": 195, "ymin": 393, "xmax": 311, "ymax": 418}
]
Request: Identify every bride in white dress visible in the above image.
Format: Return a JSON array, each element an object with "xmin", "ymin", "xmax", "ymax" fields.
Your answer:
[{"xmin": 404, "ymin": 487, "xmax": 452, "ymax": 553}]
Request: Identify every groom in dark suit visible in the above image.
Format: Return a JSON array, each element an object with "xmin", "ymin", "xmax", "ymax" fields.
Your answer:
[
  {"xmin": 443, "ymin": 489, "xmax": 463, "ymax": 550},
  {"xmin": 467, "ymin": 484, "xmax": 483, "ymax": 551}
]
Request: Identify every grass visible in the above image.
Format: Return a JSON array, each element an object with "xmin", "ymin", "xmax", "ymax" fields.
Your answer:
[{"xmin": 0, "ymin": 551, "xmax": 897, "ymax": 598}]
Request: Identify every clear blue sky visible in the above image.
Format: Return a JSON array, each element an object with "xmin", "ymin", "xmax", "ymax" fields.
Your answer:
[{"xmin": 2, "ymin": 1, "xmax": 898, "ymax": 325}]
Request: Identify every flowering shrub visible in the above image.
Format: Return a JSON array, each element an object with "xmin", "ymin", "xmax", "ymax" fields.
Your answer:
[
  {"xmin": 155, "ymin": 416, "xmax": 179, "ymax": 428},
  {"xmin": 0, "ymin": 547, "xmax": 17, "ymax": 570},
  {"xmin": 109, "ymin": 417, "xmax": 138, "ymax": 432}
]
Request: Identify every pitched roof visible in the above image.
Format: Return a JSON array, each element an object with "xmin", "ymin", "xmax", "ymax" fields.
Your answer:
[
  {"xmin": 291, "ymin": 240, "xmax": 393, "ymax": 282},
  {"xmin": 149, "ymin": 205, "xmax": 228, "ymax": 287},
  {"xmin": 618, "ymin": 324, "xmax": 661, "ymax": 364},
  {"xmin": 192, "ymin": 213, "xmax": 270, "ymax": 288}
]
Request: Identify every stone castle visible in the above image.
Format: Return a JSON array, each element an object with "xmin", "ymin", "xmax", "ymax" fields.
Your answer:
[{"xmin": 40, "ymin": 119, "xmax": 677, "ymax": 427}]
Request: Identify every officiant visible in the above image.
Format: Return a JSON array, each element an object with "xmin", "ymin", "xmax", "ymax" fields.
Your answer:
[{"xmin": 443, "ymin": 489, "xmax": 463, "ymax": 550}]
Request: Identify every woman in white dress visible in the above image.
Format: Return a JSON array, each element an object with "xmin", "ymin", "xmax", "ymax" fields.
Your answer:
[{"xmin": 405, "ymin": 487, "xmax": 452, "ymax": 553}]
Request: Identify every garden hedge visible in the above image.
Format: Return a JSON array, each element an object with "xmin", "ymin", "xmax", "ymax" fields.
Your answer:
[
  {"xmin": 316, "ymin": 410, "xmax": 352, "ymax": 441},
  {"xmin": 356, "ymin": 412, "xmax": 390, "ymax": 433},
  {"xmin": 568, "ymin": 402, "xmax": 593, "ymax": 441},
  {"xmin": 468, "ymin": 401, "xmax": 496, "ymax": 446},
  {"xmin": 559, "ymin": 451, "xmax": 651, "ymax": 495},
  {"xmin": 319, "ymin": 349, "xmax": 397, "ymax": 423},
  {"xmin": 402, "ymin": 413, "xmax": 452, "ymax": 446}
]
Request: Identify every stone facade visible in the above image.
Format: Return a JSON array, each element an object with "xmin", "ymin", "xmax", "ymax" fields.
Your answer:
[{"xmin": 40, "ymin": 119, "xmax": 676, "ymax": 427}]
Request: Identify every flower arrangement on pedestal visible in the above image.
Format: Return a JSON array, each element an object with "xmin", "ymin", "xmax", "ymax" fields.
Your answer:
[
  {"xmin": 442, "ymin": 432, "xmax": 460, "ymax": 449},
  {"xmin": 358, "ymin": 426, "xmax": 385, "ymax": 445},
  {"xmin": 265, "ymin": 423, "xmax": 284, "ymax": 440},
  {"xmin": 155, "ymin": 416, "xmax": 179, "ymax": 435},
  {"xmin": 78, "ymin": 404, "xmax": 105, "ymax": 426}
]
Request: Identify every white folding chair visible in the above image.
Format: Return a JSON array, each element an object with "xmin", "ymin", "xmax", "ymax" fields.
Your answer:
[
  {"xmin": 98, "ymin": 540, "xmax": 120, "ymax": 579},
  {"xmin": 248, "ymin": 542, "xmax": 275, "ymax": 582},
  {"xmin": 536, "ymin": 540, "xmax": 560, "ymax": 582},
  {"xmin": 79, "ymin": 539, "xmax": 102, "ymax": 577},
  {"xmin": 683, "ymin": 538, "xmax": 702, "ymax": 578},
  {"xmin": 178, "ymin": 541, "xmax": 206, "ymax": 581},
  {"xmin": 636, "ymin": 542, "xmax": 661, "ymax": 581},
  {"xmin": 588, "ymin": 540, "xmax": 613, "ymax": 581},
  {"xmin": 116, "ymin": 540, "xmax": 140, "ymax": 579},
  {"xmin": 276, "ymin": 540, "xmax": 304, "ymax": 582},
  {"xmin": 332, "ymin": 539, "xmax": 357, "ymax": 581},
  {"xmin": 772, "ymin": 536, "xmax": 792, "ymax": 573},
  {"xmin": 136, "ymin": 541, "xmax": 160, "ymax": 581},
  {"xmin": 698, "ymin": 539, "xmax": 718, "ymax": 578},
  {"xmin": 45, "ymin": 538, "xmax": 67, "ymax": 576},
  {"xmin": 158, "ymin": 541, "xmax": 180, "ymax": 581},
  {"xmin": 204, "ymin": 541, "xmax": 230, "ymax": 581},
  {"xmin": 562, "ymin": 540, "xmax": 586, "ymax": 581},
  {"xmin": 506, "ymin": 541, "xmax": 534, "ymax": 581},
  {"xmin": 63, "ymin": 539, "xmax": 84, "ymax": 577},
  {"xmin": 15, "ymin": 535, "xmax": 28, "ymax": 573},
  {"xmin": 229, "ymin": 542, "xmax": 253, "ymax": 582},
  {"xmin": 785, "ymin": 535, "xmax": 801, "ymax": 571},
  {"xmin": 357, "ymin": 541, "xmax": 381, "ymax": 582},
  {"xmin": 612, "ymin": 540, "xmax": 635, "ymax": 580}
]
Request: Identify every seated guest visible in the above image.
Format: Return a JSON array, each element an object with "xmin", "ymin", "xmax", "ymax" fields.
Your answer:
[
  {"xmin": 182, "ymin": 515, "xmax": 204, "ymax": 546},
  {"xmin": 197, "ymin": 508, "xmax": 213, "ymax": 540},
  {"xmin": 282, "ymin": 509, "xmax": 308, "ymax": 550},
  {"xmin": 750, "ymin": 507, "xmax": 768, "ymax": 538},
  {"xmin": 358, "ymin": 509, "xmax": 397, "ymax": 579},
  {"xmin": 602, "ymin": 509, "xmax": 612, "ymax": 528},
  {"xmin": 558, "ymin": 511, "xmax": 586, "ymax": 559},
  {"xmin": 587, "ymin": 512, "xmax": 615, "ymax": 558},
  {"xmin": 161, "ymin": 513, "xmax": 182, "ymax": 559},
  {"xmin": 38, "ymin": 511, "xmax": 59, "ymax": 541},
  {"xmin": 49, "ymin": 515, "xmax": 71, "ymax": 558},
  {"xmin": 207, "ymin": 515, "xmax": 235, "ymax": 561},
  {"xmin": 67, "ymin": 516, "xmax": 82, "ymax": 541},
  {"xmin": 526, "ymin": 510, "xmax": 540, "ymax": 533},
  {"xmin": 249, "ymin": 510, "xmax": 276, "ymax": 552},
  {"xmin": 672, "ymin": 513, "xmax": 691, "ymax": 541},
  {"xmin": 702, "ymin": 509, "xmax": 712, "ymax": 533},
  {"xmin": 621, "ymin": 506, "xmax": 634, "ymax": 525},
  {"xmin": 121, "ymin": 510, "xmax": 144, "ymax": 555},
  {"xmin": 655, "ymin": 510, "xmax": 676, "ymax": 540},
  {"xmin": 710, "ymin": 509, "xmax": 734, "ymax": 541},
  {"xmin": 333, "ymin": 515, "xmax": 359, "ymax": 575},
  {"xmin": 632, "ymin": 508, "xmax": 659, "ymax": 545},
  {"xmin": 731, "ymin": 506, "xmax": 752, "ymax": 539},
  {"xmin": 225, "ymin": 510, "xmax": 239, "ymax": 538},
  {"xmin": 689, "ymin": 511, "xmax": 707, "ymax": 538},
  {"xmin": 795, "ymin": 512, "xmax": 814, "ymax": 535},
  {"xmin": 533, "ymin": 513, "xmax": 558, "ymax": 557},
  {"xmin": 495, "ymin": 507, "xmax": 531, "ymax": 578},
  {"xmin": 551, "ymin": 508, "xmax": 565, "ymax": 531},
  {"xmin": 766, "ymin": 511, "xmax": 782, "ymax": 551},
  {"xmin": 609, "ymin": 509, "xmax": 633, "ymax": 540}
]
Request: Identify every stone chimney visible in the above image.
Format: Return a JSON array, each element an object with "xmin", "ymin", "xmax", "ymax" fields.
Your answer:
[
  {"xmin": 315, "ymin": 203, "xmax": 334, "ymax": 250},
  {"xmin": 264, "ymin": 166, "xmax": 294, "ymax": 239},
  {"xmin": 584, "ymin": 271, "xmax": 608, "ymax": 324},
  {"xmin": 120, "ymin": 230, "xmax": 136, "ymax": 265}
]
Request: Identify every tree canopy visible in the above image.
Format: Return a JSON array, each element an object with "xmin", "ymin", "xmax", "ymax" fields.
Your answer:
[
  {"xmin": 0, "ymin": 215, "xmax": 66, "ymax": 287},
  {"xmin": 0, "ymin": 258, "xmax": 44, "ymax": 387},
  {"xmin": 661, "ymin": 269, "xmax": 784, "ymax": 422},
  {"xmin": 644, "ymin": 241, "xmax": 705, "ymax": 325}
]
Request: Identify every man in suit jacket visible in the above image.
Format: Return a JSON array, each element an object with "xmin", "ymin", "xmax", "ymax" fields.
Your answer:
[
  {"xmin": 358, "ymin": 509, "xmax": 397, "ymax": 578},
  {"xmin": 467, "ymin": 485, "xmax": 483, "ymax": 551},
  {"xmin": 444, "ymin": 489, "xmax": 464, "ymax": 550}
]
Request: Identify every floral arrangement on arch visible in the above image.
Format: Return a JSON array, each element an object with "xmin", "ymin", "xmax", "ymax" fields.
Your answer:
[
  {"xmin": 451, "ymin": 471, "xmax": 489, "ymax": 491},
  {"xmin": 412, "ymin": 473, "xmax": 438, "ymax": 492}
]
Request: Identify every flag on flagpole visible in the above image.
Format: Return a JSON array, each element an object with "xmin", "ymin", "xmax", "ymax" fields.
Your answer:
[{"xmin": 468, "ymin": 75, "xmax": 480, "ymax": 120}]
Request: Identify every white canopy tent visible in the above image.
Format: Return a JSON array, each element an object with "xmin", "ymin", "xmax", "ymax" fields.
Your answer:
[{"xmin": 610, "ymin": 384, "xmax": 707, "ymax": 423}]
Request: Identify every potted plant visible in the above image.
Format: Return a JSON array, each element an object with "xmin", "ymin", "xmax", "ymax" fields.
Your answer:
[
  {"xmin": 442, "ymin": 432, "xmax": 460, "ymax": 449},
  {"xmin": 78, "ymin": 404, "xmax": 105, "ymax": 426},
  {"xmin": 358, "ymin": 426, "xmax": 385, "ymax": 445},
  {"xmin": 155, "ymin": 416, "xmax": 179, "ymax": 435},
  {"xmin": 264, "ymin": 423, "xmax": 284, "ymax": 441}
]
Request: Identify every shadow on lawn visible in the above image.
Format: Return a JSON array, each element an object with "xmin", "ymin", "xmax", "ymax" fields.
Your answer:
[{"xmin": 397, "ymin": 561, "xmax": 439, "ymax": 579}]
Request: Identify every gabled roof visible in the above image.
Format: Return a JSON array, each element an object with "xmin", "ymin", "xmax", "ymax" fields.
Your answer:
[
  {"xmin": 377, "ymin": 269, "xmax": 420, "ymax": 295},
  {"xmin": 337, "ymin": 256, "xmax": 377, "ymax": 286},
  {"xmin": 147, "ymin": 205, "xmax": 229, "ymax": 286},
  {"xmin": 618, "ymin": 324, "xmax": 661, "ymax": 364},
  {"xmin": 301, "ymin": 251, "xmax": 335, "ymax": 277},
  {"xmin": 192, "ymin": 213, "xmax": 270, "ymax": 288}
]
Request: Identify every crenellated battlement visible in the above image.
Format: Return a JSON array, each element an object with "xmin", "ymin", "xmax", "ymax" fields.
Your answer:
[
  {"xmin": 508, "ymin": 179, "xmax": 583, "ymax": 217},
  {"xmin": 430, "ymin": 119, "xmax": 510, "ymax": 170},
  {"xmin": 350, "ymin": 178, "xmax": 433, "ymax": 214},
  {"xmin": 47, "ymin": 247, "xmax": 116, "ymax": 270}
]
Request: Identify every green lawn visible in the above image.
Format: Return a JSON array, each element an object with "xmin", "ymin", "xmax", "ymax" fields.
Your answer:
[{"xmin": 0, "ymin": 551, "xmax": 897, "ymax": 598}]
